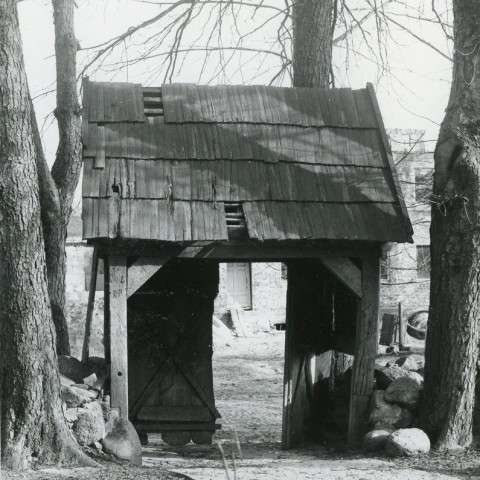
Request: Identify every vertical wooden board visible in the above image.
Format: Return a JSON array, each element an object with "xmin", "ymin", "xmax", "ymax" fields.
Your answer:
[
  {"xmin": 283, "ymin": 88, "xmax": 301, "ymax": 126},
  {"xmin": 172, "ymin": 200, "xmax": 183, "ymax": 241},
  {"xmin": 369, "ymin": 129, "xmax": 388, "ymax": 167},
  {"xmin": 134, "ymin": 159, "xmax": 146, "ymax": 198},
  {"xmin": 118, "ymin": 158, "xmax": 128, "ymax": 198},
  {"xmin": 199, "ymin": 160, "xmax": 211, "ymax": 201},
  {"xmin": 181, "ymin": 201, "xmax": 192, "ymax": 241},
  {"xmin": 173, "ymin": 159, "xmax": 191, "ymax": 200},
  {"xmin": 306, "ymin": 88, "xmax": 324, "ymax": 127},
  {"xmin": 241, "ymin": 86, "xmax": 254, "ymax": 122},
  {"xmin": 315, "ymin": 89, "xmax": 332, "ymax": 126},
  {"xmin": 352, "ymin": 89, "xmax": 376, "ymax": 128},
  {"xmin": 229, "ymin": 158, "xmax": 239, "ymax": 202},
  {"xmin": 222, "ymin": 160, "xmax": 231, "ymax": 201},
  {"xmin": 96, "ymin": 83, "xmax": 106, "ymax": 123},
  {"xmin": 103, "ymin": 83, "xmax": 112, "ymax": 122},
  {"xmin": 109, "ymin": 83, "xmax": 120, "ymax": 121},
  {"xmin": 242, "ymin": 202, "xmax": 261, "ymax": 240},
  {"xmin": 115, "ymin": 83, "xmax": 127, "ymax": 121},
  {"xmin": 88, "ymin": 83, "xmax": 98, "ymax": 123},
  {"xmin": 82, "ymin": 158, "xmax": 92, "ymax": 197},
  {"xmin": 82, "ymin": 198, "xmax": 93, "ymax": 238},
  {"xmin": 331, "ymin": 89, "xmax": 347, "ymax": 126},
  {"xmin": 296, "ymin": 88, "xmax": 312, "ymax": 126},
  {"xmin": 98, "ymin": 198, "xmax": 109, "ymax": 237},
  {"xmin": 250, "ymin": 86, "xmax": 265, "ymax": 123},
  {"xmin": 181, "ymin": 124, "xmax": 194, "ymax": 159},
  {"xmin": 108, "ymin": 256, "xmax": 129, "ymax": 417},
  {"xmin": 267, "ymin": 163, "xmax": 283, "ymax": 201},
  {"xmin": 190, "ymin": 202, "xmax": 202, "ymax": 241},
  {"xmin": 133, "ymin": 83, "xmax": 146, "ymax": 122},
  {"xmin": 349, "ymin": 255, "xmax": 380, "ymax": 447},
  {"xmin": 278, "ymin": 125, "xmax": 292, "ymax": 163},
  {"xmin": 266, "ymin": 200, "xmax": 285, "ymax": 240},
  {"xmin": 339, "ymin": 88, "xmax": 361, "ymax": 128},
  {"xmin": 226, "ymin": 85, "xmax": 240, "ymax": 122},
  {"xmin": 160, "ymin": 84, "xmax": 176, "ymax": 122},
  {"xmin": 147, "ymin": 117, "xmax": 156, "ymax": 158},
  {"xmin": 254, "ymin": 201, "xmax": 272, "ymax": 240},
  {"xmin": 195, "ymin": 84, "xmax": 208, "ymax": 122}
]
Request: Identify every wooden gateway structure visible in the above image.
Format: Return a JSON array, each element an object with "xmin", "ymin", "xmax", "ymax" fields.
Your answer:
[{"xmin": 81, "ymin": 80, "xmax": 412, "ymax": 448}]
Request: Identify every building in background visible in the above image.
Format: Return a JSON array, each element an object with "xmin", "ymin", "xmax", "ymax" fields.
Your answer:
[{"xmin": 380, "ymin": 129, "xmax": 433, "ymax": 318}]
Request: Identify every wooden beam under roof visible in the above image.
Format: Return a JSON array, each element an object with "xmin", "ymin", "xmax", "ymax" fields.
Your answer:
[
  {"xmin": 318, "ymin": 255, "xmax": 362, "ymax": 298},
  {"xmin": 127, "ymin": 253, "xmax": 172, "ymax": 298}
]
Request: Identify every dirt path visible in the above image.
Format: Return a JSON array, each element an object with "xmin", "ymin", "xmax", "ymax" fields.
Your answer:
[
  {"xmin": 143, "ymin": 334, "xmax": 473, "ymax": 480},
  {"xmin": 5, "ymin": 333, "xmax": 480, "ymax": 479}
]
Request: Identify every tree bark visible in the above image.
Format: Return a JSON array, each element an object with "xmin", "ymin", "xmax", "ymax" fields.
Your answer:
[
  {"xmin": 39, "ymin": 0, "xmax": 83, "ymax": 355},
  {"xmin": 0, "ymin": 0, "xmax": 91, "ymax": 469},
  {"xmin": 418, "ymin": 0, "xmax": 480, "ymax": 450},
  {"xmin": 292, "ymin": 0, "xmax": 336, "ymax": 88}
]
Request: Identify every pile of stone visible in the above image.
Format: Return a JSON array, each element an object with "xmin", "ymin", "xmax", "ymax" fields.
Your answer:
[
  {"xmin": 364, "ymin": 356, "xmax": 430, "ymax": 456},
  {"xmin": 59, "ymin": 355, "xmax": 142, "ymax": 465}
]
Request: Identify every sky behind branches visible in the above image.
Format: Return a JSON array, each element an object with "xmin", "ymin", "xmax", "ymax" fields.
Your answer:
[{"xmin": 19, "ymin": 0, "xmax": 452, "ymax": 189}]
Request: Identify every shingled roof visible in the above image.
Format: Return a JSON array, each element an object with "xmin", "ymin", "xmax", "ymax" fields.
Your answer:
[{"xmin": 81, "ymin": 80, "xmax": 412, "ymax": 243}]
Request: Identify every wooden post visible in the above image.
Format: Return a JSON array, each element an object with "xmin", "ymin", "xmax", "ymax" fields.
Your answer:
[
  {"xmin": 108, "ymin": 256, "xmax": 129, "ymax": 418},
  {"xmin": 348, "ymin": 255, "xmax": 380, "ymax": 448},
  {"xmin": 82, "ymin": 247, "xmax": 98, "ymax": 363}
]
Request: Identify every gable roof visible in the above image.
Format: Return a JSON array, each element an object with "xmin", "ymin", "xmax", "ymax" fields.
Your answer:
[{"xmin": 81, "ymin": 80, "xmax": 413, "ymax": 244}]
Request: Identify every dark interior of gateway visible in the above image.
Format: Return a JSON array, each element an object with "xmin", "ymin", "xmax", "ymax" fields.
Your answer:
[{"xmin": 124, "ymin": 258, "xmax": 359, "ymax": 449}]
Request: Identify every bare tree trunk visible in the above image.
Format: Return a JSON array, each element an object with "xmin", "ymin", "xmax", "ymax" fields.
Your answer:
[
  {"xmin": 292, "ymin": 0, "xmax": 336, "ymax": 89},
  {"xmin": 419, "ymin": 0, "xmax": 480, "ymax": 450},
  {"xmin": 0, "ymin": 0, "xmax": 91, "ymax": 469},
  {"xmin": 39, "ymin": 0, "xmax": 83, "ymax": 356}
]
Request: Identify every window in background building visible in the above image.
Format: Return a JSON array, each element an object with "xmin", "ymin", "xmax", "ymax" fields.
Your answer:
[
  {"xmin": 415, "ymin": 168, "xmax": 433, "ymax": 203},
  {"xmin": 416, "ymin": 246, "xmax": 431, "ymax": 279},
  {"xmin": 380, "ymin": 251, "xmax": 390, "ymax": 281}
]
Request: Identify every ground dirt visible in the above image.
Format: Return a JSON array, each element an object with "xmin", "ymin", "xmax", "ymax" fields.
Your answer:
[{"xmin": 4, "ymin": 333, "xmax": 480, "ymax": 479}]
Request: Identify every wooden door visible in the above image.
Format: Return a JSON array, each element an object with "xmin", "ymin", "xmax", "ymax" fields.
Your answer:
[
  {"xmin": 226, "ymin": 262, "xmax": 252, "ymax": 309},
  {"xmin": 127, "ymin": 260, "xmax": 221, "ymax": 446}
]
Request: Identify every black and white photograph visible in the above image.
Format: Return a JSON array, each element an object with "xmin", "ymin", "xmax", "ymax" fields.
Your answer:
[{"xmin": 1, "ymin": 1, "xmax": 477, "ymax": 478}]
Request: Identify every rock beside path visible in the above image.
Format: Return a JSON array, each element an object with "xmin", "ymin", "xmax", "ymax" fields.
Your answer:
[
  {"xmin": 364, "ymin": 428, "xmax": 394, "ymax": 452},
  {"xmin": 375, "ymin": 366, "xmax": 424, "ymax": 390},
  {"xmin": 385, "ymin": 377, "xmax": 422, "ymax": 410},
  {"xmin": 61, "ymin": 384, "xmax": 94, "ymax": 408},
  {"xmin": 385, "ymin": 428, "xmax": 431, "ymax": 456},
  {"xmin": 101, "ymin": 417, "xmax": 142, "ymax": 465},
  {"xmin": 73, "ymin": 401, "xmax": 106, "ymax": 446},
  {"xmin": 370, "ymin": 391, "xmax": 413, "ymax": 429}
]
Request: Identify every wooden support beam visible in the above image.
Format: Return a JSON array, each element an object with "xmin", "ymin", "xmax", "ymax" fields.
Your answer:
[
  {"xmin": 348, "ymin": 255, "xmax": 380, "ymax": 448},
  {"xmin": 108, "ymin": 256, "xmax": 129, "ymax": 417},
  {"xmin": 82, "ymin": 247, "xmax": 99, "ymax": 363},
  {"xmin": 127, "ymin": 254, "xmax": 171, "ymax": 298},
  {"xmin": 318, "ymin": 255, "xmax": 362, "ymax": 298}
]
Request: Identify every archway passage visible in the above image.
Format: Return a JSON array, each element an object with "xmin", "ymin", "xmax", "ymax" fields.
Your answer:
[{"xmin": 119, "ymin": 257, "xmax": 361, "ymax": 448}]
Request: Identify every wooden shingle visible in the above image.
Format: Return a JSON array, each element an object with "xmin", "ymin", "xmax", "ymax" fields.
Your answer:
[{"xmin": 82, "ymin": 81, "xmax": 413, "ymax": 243}]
